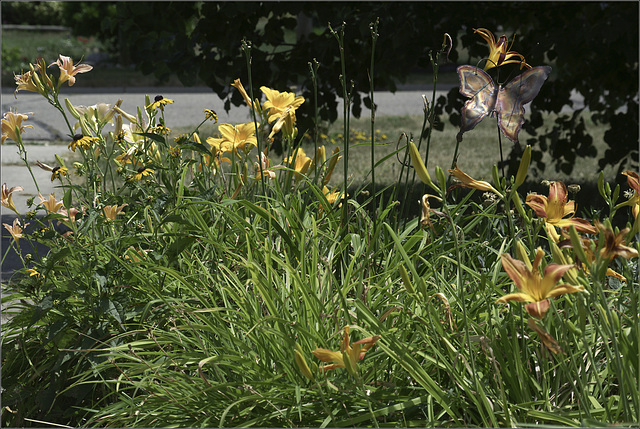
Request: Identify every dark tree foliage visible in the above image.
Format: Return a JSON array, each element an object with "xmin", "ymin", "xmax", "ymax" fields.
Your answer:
[{"xmin": 62, "ymin": 1, "xmax": 638, "ymax": 177}]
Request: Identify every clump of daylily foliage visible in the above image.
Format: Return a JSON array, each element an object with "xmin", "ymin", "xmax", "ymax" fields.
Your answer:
[{"xmin": 1, "ymin": 27, "xmax": 638, "ymax": 428}]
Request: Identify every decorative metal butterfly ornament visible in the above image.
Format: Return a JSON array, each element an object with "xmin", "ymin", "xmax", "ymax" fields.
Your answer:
[{"xmin": 456, "ymin": 65, "xmax": 551, "ymax": 143}]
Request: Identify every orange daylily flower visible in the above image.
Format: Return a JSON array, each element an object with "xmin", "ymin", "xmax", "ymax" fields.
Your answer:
[
  {"xmin": 595, "ymin": 221, "xmax": 638, "ymax": 261},
  {"xmin": 526, "ymin": 181, "xmax": 597, "ymax": 237},
  {"xmin": 49, "ymin": 55, "xmax": 93, "ymax": 87},
  {"xmin": 473, "ymin": 28, "xmax": 531, "ymax": 70},
  {"xmin": 312, "ymin": 326, "xmax": 380, "ymax": 374},
  {"xmin": 497, "ymin": 247, "xmax": 583, "ymax": 318},
  {"xmin": 448, "ymin": 163, "xmax": 503, "ymax": 198}
]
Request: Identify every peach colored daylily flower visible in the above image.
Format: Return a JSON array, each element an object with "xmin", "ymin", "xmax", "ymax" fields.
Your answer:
[
  {"xmin": 473, "ymin": 28, "xmax": 531, "ymax": 70},
  {"xmin": 1, "ymin": 184, "xmax": 24, "ymax": 213},
  {"xmin": 448, "ymin": 163, "xmax": 503, "ymax": 198},
  {"xmin": 38, "ymin": 193, "xmax": 64, "ymax": 214},
  {"xmin": 526, "ymin": 181, "xmax": 597, "ymax": 237},
  {"xmin": 496, "ymin": 247, "xmax": 583, "ymax": 319},
  {"xmin": 260, "ymin": 86, "xmax": 305, "ymax": 124},
  {"xmin": 2, "ymin": 108, "xmax": 34, "ymax": 145},
  {"xmin": 255, "ymin": 152, "xmax": 278, "ymax": 180},
  {"xmin": 3, "ymin": 218, "xmax": 27, "ymax": 243},
  {"xmin": 14, "ymin": 68, "xmax": 42, "ymax": 97},
  {"xmin": 312, "ymin": 326, "xmax": 380, "ymax": 374},
  {"xmin": 50, "ymin": 55, "xmax": 93, "ymax": 87}
]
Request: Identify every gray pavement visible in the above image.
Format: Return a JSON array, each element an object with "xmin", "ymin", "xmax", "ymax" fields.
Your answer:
[{"xmin": 1, "ymin": 85, "xmax": 456, "ymax": 213}]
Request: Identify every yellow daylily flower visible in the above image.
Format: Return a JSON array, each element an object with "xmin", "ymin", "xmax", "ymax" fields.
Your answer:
[
  {"xmin": 3, "ymin": 218, "xmax": 27, "ymax": 243},
  {"xmin": 231, "ymin": 79, "xmax": 261, "ymax": 112},
  {"xmin": 312, "ymin": 326, "xmax": 380, "ymax": 374},
  {"xmin": 526, "ymin": 181, "xmax": 597, "ymax": 236},
  {"xmin": 207, "ymin": 122, "xmax": 259, "ymax": 155},
  {"xmin": 1, "ymin": 184, "xmax": 24, "ymax": 213},
  {"xmin": 103, "ymin": 204, "xmax": 128, "ymax": 221},
  {"xmin": 284, "ymin": 147, "xmax": 312, "ymax": 181},
  {"xmin": 2, "ymin": 108, "xmax": 34, "ymax": 145},
  {"xmin": 260, "ymin": 86, "xmax": 305, "ymax": 123},
  {"xmin": 496, "ymin": 247, "xmax": 583, "ymax": 318},
  {"xmin": 146, "ymin": 95, "xmax": 174, "ymax": 111},
  {"xmin": 448, "ymin": 163, "xmax": 503, "ymax": 198},
  {"xmin": 473, "ymin": 28, "xmax": 531, "ymax": 70},
  {"xmin": 49, "ymin": 54, "xmax": 93, "ymax": 87},
  {"xmin": 268, "ymin": 105, "xmax": 298, "ymax": 141}
]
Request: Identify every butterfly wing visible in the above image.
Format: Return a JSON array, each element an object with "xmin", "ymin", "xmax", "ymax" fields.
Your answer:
[
  {"xmin": 496, "ymin": 66, "xmax": 552, "ymax": 142},
  {"xmin": 457, "ymin": 65, "xmax": 498, "ymax": 142}
]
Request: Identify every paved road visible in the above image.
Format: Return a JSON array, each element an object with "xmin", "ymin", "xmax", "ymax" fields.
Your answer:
[{"xmin": 1, "ymin": 85, "xmax": 457, "ymax": 211}]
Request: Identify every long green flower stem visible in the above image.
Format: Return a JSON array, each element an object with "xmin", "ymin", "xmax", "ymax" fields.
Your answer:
[
  {"xmin": 369, "ymin": 19, "xmax": 379, "ymax": 228},
  {"xmin": 330, "ymin": 23, "xmax": 351, "ymax": 234},
  {"xmin": 241, "ymin": 39, "xmax": 266, "ymax": 197}
]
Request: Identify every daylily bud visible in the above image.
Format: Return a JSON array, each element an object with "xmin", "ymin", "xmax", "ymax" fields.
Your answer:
[
  {"xmin": 515, "ymin": 145, "xmax": 531, "ymax": 189},
  {"xmin": 342, "ymin": 349, "xmax": 358, "ymax": 377},
  {"xmin": 65, "ymin": 98, "xmax": 82, "ymax": 119},
  {"xmin": 409, "ymin": 141, "xmax": 436, "ymax": 190},
  {"xmin": 597, "ymin": 171, "xmax": 606, "ymax": 199},
  {"xmin": 29, "ymin": 65, "xmax": 46, "ymax": 95},
  {"xmin": 399, "ymin": 264, "xmax": 415, "ymax": 295},
  {"xmin": 294, "ymin": 345, "xmax": 315, "ymax": 382},
  {"xmin": 113, "ymin": 105, "xmax": 138, "ymax": 124},
  {"xmin": 515, "ymin": 240, "xmax": 532, "ymax": 270},
  {"xmin": 568, "ymin": 225, "xmax": 589, "ymax": 265},
  {"xmin": 101, "ymin": 99, "xmax": 123, "ymax": 127}
]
